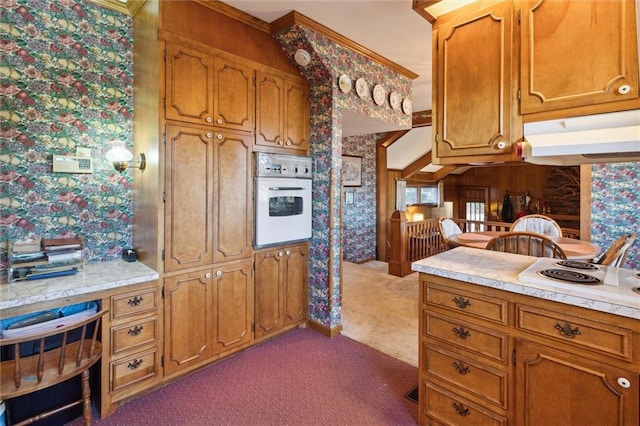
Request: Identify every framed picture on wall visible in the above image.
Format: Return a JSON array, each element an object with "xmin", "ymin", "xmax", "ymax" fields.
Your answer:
[{"xmin": 342, "ymin": 155, "xmax": 362, "ymax": 187}]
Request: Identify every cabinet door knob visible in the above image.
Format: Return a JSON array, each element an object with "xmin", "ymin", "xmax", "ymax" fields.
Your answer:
[
  {"xmin": 216, "ymin": 134, "xmax": 223, "ymax": 140},
  {"xmin": 617, "ymin": 377, "xmax": 631, "ymax": 388},
  {"xmin": 278, "ymin": 251, "xmax": 284, "ymax": 257},
  {"xmin": 496, "ymin": 141, "xmax": 507, "ymax": 149},
  {"xmin": 217, "ymin": 118, "xmax": 223, "ymax": 124},
  {"xmin": 206, "ymin": 117, "xmax": 212, "ymax": 123},
  {"xmin": 206, "ymin": 132, "xmax": 212, "ymax": 138},
  {"xmin": 618, "ymin": 84, "xmax": 631, "ymax": 95},
  {"xmin": 285, "ymin": 250, "xmax": 291, "ymax": 256},
  {"xmin": 216, "ymin": 270, "xmax": 222, "ymax": 277},
  {"xmin": 278, "ymin": 140, "xmax": 284, "ymax": 145},
  {"xmin": 205, "ymin": 272, "xmax": 212, "ymax": 279},
  {"xmin": 285, "ymin": 141, "xmax": 291, "ymax": 146}
]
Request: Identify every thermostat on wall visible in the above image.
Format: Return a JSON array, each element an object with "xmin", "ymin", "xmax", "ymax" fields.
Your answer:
[{"xmin": 52, "ymin": 155, "xmax": 94, "ymax": 174}]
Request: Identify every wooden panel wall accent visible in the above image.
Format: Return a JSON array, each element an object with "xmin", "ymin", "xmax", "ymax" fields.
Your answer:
[{"xmin": 161, "ymin": 1, "xmax": 299, "ymax": 75}]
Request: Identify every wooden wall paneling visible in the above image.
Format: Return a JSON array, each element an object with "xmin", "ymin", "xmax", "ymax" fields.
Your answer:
[{"xmin": 376, "ymin": 145, "xmax": 388, "ymax": 261}]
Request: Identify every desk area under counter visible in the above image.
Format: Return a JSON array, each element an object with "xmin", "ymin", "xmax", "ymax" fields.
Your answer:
[
  {"xmin": 1, "ymin": 260, "xmax": 161, "ymax": 418},
  {"xmin": 412, "ymin": 247, "xmax": 640, "ymax": 425}
]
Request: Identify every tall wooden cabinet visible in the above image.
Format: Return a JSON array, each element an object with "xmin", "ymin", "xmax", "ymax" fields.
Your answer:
[
  {"xmin": 254, "ymin": 243, "xmax": 308, "ymax": 340},
  {"xmin": 519, "ymin": 0, "xmax": 640, "ymax": 117},
  {"xmin": 418, "ymin": 274, "xmax": 640, "ymax": 425},
  {"xmin": 163, "ymin": 260, "xmax": 253, "ymax": 377},
  {"xmin": 432, "ymin": 0, "xmax": 519, "ymax": 164},
  {"xmin": 256, "ymin": 72, "xmax": 310, "ymax": 152},
  {"xmin": 428, "ymin": 0, "xmax": 640, "ymax": 164},
  {"xmin": 165, "ymin": 42, "xmax": 255, "ymax": 132}
]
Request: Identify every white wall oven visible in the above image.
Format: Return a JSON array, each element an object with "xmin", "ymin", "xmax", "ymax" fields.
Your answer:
[{"xmin": 254, "ymin": 152, "xmax": 312, "ymax": 248}]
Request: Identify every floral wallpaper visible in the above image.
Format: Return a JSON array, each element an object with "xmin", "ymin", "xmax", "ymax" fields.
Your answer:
[
  {"xmin": 274, "ymin": 24, "xmax": 412, "ymax": 328},
  {"xmin": 342, "ymin": 133, "xmax": 383, "ymax": 263},
  {"xmin": 590, "ymin": 162, "xmax": 640, "ymax": 269},
  {"xmin": 0, "ymin": 0, "xmax": 133, "ymax": 270}
]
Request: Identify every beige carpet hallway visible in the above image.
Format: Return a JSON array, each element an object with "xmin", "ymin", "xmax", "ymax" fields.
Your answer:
[{"xmin": 340, "ymin": 261, "xmax": 419, "ymax": 367}]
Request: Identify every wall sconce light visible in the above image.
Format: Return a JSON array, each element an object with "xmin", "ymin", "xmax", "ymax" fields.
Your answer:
[{"xmin": 106, "ymin": 142, "xmax": 146, "ymax": 173}]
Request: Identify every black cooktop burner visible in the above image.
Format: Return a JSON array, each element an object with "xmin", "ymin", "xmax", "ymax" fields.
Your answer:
[
  {"xmin": 538, "ymin": 269, "xmax": 601, "ymax": 285},
  {"xmin": 555, "ymin": 260, "xmax": 599, "ymax": 271}
]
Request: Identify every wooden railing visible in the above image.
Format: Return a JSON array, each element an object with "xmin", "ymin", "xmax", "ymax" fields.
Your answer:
[{"xmin": 388, "ymin": 212, "xmax": 581, "ymax": 277}]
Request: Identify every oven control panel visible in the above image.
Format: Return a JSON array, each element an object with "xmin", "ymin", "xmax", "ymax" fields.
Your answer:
[{"xmin": 255, "ymin": 152, "xmax": 312, "ymax": 178}]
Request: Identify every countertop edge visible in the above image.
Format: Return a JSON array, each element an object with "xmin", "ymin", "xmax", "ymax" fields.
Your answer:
[{"xmin": 412, "ymin": 248, "xmax": 640, "ymax": 320}]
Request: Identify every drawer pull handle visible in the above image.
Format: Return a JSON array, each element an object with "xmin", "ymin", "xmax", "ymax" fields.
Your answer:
[
  {"xmin": 127, "ymin": 358, "xmax": 144, "ymax": 370},
  {"xmin": 554, "ymin": 321, "xmax": 581, "ymax": 338},
  {"xmin": 452, "ymin": 402, "xmax": 470, "ymax": 417},
  {"xmin": 452, "ymin": 361, "xmax": 471, "ymax": 375},
  {"xmin": 127, "ymin": 296, "xmax": 143, "ymax": 307},
  {"xmin": 452, "ymin": 296, "xmax": 471, "ymax": 309},
  {"xmin": 452, "ymin": 326, "xmax": 470, "ymax": 339},
  {"xmin": 128, "ymin": 325, "xmax": 144, "ymax": 336}
]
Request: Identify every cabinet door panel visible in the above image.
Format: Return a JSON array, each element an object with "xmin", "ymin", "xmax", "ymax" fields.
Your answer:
[
  {"xmin": 283, "ymin": 245, "xmax": 308, "ymax": 325},
  {"xmin": 213, "ymin": 129, "xmax": 253, "ymax": 263},
  {"xmin": 435, "ymin": 1, "xmax": 513, "ymax": 159},
  {"xmin": 165, "ymin": 43, "xmax": 213, "ymax": 125},
  {"xmin": 520, "ymin": 0, "xmax": 640, "ymax": 114},
  {"xmin": 284, "ymin": 81, "xmax": 310, "ymax": 151},
  {"xmin": 256, "ymin": 72, "xmax": 284, "ymax": 148},
  {"xmin": 164, "ymin": 124, "xmax": 214, "ymax": 272},
  {"xmin": 516, "ymin": 339, "xmax": 639, "ymax": 426},
  {"xmin": 254, "ymin": 250, "xmax": 283, "ymax": 338},
  {"xmin": 164, "ymin": 271, "xmax": 214, "ymax": 376},
  {"xmin": 213, "ymin": 59, "xmax": 255, "ymax": 132},
  {"xmin": 213, "ymin": 261, "xmax": 253, "ymax": 353}
]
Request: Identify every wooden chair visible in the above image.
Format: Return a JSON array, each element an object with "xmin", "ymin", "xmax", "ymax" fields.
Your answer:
[
  {"xmin": 485, "ymin": 231, "xmax": 567, "ymax": 259},
  {"xmin": 593, "ymin": 233, "xmax": 637, "ymax": 267},
  {"xmin": 510, "ymin": 214, "xmax": 563, "ymax": 237},
  {"xmin": 438, "ymin": 217, "xmax": 462, "ymax": 249},
  {"xmin": 0, "ymin": 310, "xmax": 107, "ymax": 426}
]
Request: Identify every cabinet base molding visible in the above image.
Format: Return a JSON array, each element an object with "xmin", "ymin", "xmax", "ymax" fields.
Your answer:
[{"xmin": 308, "ymin": 319, "xmax": 343, "ymax": 337}]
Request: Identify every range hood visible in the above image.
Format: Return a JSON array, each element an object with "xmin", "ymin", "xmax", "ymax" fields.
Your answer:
[{"xmin": 520, "ymin": 109, "xmax": 640, "ymax": 166}]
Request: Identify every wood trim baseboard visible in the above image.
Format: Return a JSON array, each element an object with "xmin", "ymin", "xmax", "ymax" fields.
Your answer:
[{"xmin": 307, "ymin": 319, "xmax": 343, "ymax": 337}]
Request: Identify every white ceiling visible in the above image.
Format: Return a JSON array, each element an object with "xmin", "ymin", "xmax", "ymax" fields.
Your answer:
[{"xmin": 223, "ymin": 0, "xmax": 436, "ymax": 171}]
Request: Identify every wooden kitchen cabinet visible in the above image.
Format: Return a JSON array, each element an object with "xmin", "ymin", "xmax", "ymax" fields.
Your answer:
[
  {"xmin": 254, "ymin": 243, "xmax": 308, "ymax": 340},
  {"xmin": 519, "ymin": 0, "xmax": 640, "ymax": 118},
  {"xmin": 100, "ymin": 281, "xmax": 162, "ymax": 418},
  {"xmin": 418, "ymin": 274, "xmax": 640, "ymax": 426},
  {"xmin": 164, "ymin": 124, "xmax": 252, "ymax": 272},
  {"xmin": 165, "ymin": 42, "xmax": 255, "ymax": 132},
  {"xmin": 432, "ymin": 0, "xmax": 520, "ymax": 164},
  {"xmin": 163, "ymin": 260, "xmax": 253, "ymax": 378},
  {"xmin": 515, "ymin": 339, "xmax": 639, "ymax": 425},
  {"xmin": 256, "ymin": 72, "xmax": 310, "ymax": 153}
]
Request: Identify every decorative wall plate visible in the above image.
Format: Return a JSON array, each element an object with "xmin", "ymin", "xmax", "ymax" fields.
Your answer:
[
  {"xmin": 402, "ymin": 97, "xmax": 412, "ymax": 114},
  {"xmin": 338, "ymin": 74, "xmax": 352, "ymax": 93},
  {"xmin": 390, "ymin": 91, "xmax": 401, "ymax": 110},
  {"xmin": 355, "ymin": 78, "xmax": 368, "ymax": 99},
  {"xmin": 373, "ymin": 84, "xmax": 385, "ymax": 106}
]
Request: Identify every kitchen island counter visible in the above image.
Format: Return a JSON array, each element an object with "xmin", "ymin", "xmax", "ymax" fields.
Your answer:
[{"xmin": 412, "ymin": 247, "xmax": 640, "ymax": 320}]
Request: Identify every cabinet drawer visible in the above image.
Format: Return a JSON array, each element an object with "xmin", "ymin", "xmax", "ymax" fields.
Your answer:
[
  {"xmin": 425, "ymin": 311, "xmax": 509, "ymax": 364},
  {"xmin": 111, "ymin": 287, "xmax": 158, "ymax": 320},
  {"xmin": 111, "ymin": 347, "xmax": 158, "ymax": 393},
  {"xmin": 425, "ymin": 344, "xmax": 508, "ymax": 409},
  {"xmin": 516, "ymin": 304, "xmax": 634, "ymax": 361},
  {"xmin": 425, "ymin": 282, "xmax": 509, "ymax": 325},
  {"xmin": 424, "ymin": 382, "xmax": 507, "ymax": 426},
  {"xmin": 111, "ymin": 315, "xmax": 159, "ymax": 356}
]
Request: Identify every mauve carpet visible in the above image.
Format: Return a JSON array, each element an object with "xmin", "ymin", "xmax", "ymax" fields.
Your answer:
[{"xmin": 69, "ymin": 328, "xmax": 418, "ymax": 426}]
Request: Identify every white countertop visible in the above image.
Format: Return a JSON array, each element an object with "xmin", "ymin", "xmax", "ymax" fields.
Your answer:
[
  {"xmin": 0, "ymin": 260, "xmax": 159, "ymax": 311},
  {"xmin": 412, "ymin": 247, "xmax": 640, "ymax": 320}
]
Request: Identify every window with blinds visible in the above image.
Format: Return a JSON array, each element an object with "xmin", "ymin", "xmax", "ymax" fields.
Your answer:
[{"xmin": 462, "ymin": 187, "xmax": 488, "ymax": 231}]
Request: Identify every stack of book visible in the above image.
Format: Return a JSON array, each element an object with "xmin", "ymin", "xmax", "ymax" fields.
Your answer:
[{"xmin": 9, "ymin": 237, "xmax": 85, "ymax": 282}]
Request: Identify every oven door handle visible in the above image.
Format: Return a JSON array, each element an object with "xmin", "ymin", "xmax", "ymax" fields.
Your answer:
[{"xmin": 268, "ymin": 187, "xmax": 306, "ymax": 191}]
